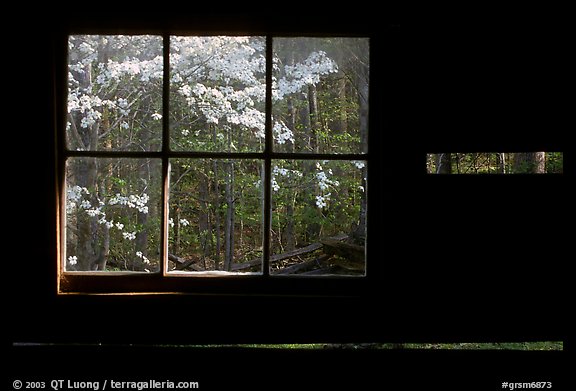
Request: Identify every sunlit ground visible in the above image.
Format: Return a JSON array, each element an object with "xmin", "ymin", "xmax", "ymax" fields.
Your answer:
[
  {"xmin": 176, "ymin": 342, "xmax": 563, "ymax": 350},
  {"xmin": 14, "ymin": 342, "xmax": 562, "ymax": 350}
]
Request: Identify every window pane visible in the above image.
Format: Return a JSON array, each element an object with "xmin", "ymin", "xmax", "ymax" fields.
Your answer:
[
  {"xmin": 67, "ymin": 35, "xmax": 163, "ymax": 151},
  {"xmin": 270, "ymin": 160, "xmax": 366, "ymax": 276},
  {"xmin": 426, "ymin": 153, "xmax": 564, "ymax": 174},
  {"xmin": 272, "ymin": 38, "xmax": 369, "ymax": 154},
  {"xmin": 168, "ymin": 159, "xmax": 263, "ymax": 273},
  {"xmin": 170, "ymin": 36, "xmax": 266, "ymax": 152},
  {"xmin": 65, "ymin": 158, "xmax": 162, "ymax": 271}
]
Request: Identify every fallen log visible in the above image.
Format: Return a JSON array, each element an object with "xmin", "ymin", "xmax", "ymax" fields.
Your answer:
[
  {"xmin": 320, "ymin": 239, "xmax": 365, "ymax": 264},
  {"xmin": 168, "ymin": 253, "xmax": 203, "ymax": 271},
  {"xmin": 231, "ymin": 243, "xmax": 322, "ymax": 271},
  {"xmin": 273, "ymin": 255, "xmax": 331, "ymax": 275},
  {"xmin": 231, "ymin": 234, "xmax": 348, "ymax": 271}
]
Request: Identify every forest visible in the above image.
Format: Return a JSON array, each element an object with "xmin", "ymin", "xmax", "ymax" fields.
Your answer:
[
  {"xmin": 65, "ymin": 35, "xmax": 368, "ymax": 275},
  {"xmin": 426, "ymin": 153, "xmax": 563, "ymax": 174}
]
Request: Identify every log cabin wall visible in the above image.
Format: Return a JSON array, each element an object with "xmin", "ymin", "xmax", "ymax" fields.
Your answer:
[{"xmin": 8, "ymin": 9, "xmax": 570, "ymax": 348}]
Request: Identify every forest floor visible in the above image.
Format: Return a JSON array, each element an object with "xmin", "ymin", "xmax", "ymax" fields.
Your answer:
[{"xmin": 184, "ymin": 342, "xmax": 563, "ymax": 350}]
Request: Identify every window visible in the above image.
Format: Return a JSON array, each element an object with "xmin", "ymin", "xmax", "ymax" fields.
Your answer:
[
  {"xmin": 426, "ymin": 153, "xmax": 564, "ymax": 174},
  {"xmin": 59, "ymin": 34, "xmax": 370, "ymax": 293}
]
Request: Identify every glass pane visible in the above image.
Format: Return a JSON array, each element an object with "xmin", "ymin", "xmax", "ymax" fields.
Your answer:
[
  {"xmin": 65, "ymin": 158, "xmax": 162, "ymax": 271},
  {"xmin": 168, "ymin": 159, "xmax": 263, "ymax": 273},
  {"xmin": 426, "ymin": 153, "xmax": 564, "ymax": 174},
  {"xmin": 67, "ymin": 35, "xmax": 163, "ymax": 151},
  {"xmin": 170, "ymin": 36, "xmax": 266, "ymax": 152},
  {"xmin": 273, "ymin": 38, "xmax": 369, "ymax": 154},
  {"xmin": 270, "ymin": 160, "xmax": 366, "ymax": 276}
]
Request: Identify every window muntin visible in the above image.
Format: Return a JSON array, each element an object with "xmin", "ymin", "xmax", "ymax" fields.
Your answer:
[{"xmin": 61, "ymin": 34, "xmax": 369, "ymax": 288}]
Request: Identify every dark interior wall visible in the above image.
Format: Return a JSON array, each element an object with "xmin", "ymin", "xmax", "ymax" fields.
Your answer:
[{"xmin": 8, "ymin": 9, "xmax": 571, "ymax": 346}]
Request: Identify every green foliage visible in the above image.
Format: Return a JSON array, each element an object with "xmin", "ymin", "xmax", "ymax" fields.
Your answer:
[{"xmin": 546, "ymin": 152, "xmax": 563, "ymax": 173}]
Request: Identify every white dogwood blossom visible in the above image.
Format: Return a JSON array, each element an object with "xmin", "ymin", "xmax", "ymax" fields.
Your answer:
[
  {"xmin": 275, "ymin": 51, "xmax": 337, "ymax": 100},
  {"xmin": 122, "ymin": 231, "xmax": 136, "ymax": 241},
  {"xmin": 136, "ymin": 251, "xmax": 150, "ymax": 264}
]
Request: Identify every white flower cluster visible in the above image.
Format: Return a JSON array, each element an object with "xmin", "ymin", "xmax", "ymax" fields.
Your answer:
[
  {"xmin": 67, "ymin": 185, "xmax": 90, "ymax": 213},
  {"xmin": 122, "ymin": 231, "xmax": 137, "ymax": 240},
  {"xmin": 172, "ymin": 37, "xmax": 311, "ymax": 145},
  {"xmin": 67, "ymin": 93, "xmax": 104, "ymax": 128},
  {"xmin": 314, "ymin": 162, "xmax": 340, "ymax": 209},
  {"xmin": 94, "ymin": 55, "xmax": 163, "ymax": 85},
  {"xmin": 275, "ymin": 51, "xmax": 338, "ymax": 100},
  {"xmin": 68, "ymin": 36, "xmax": 163, "ymax": 142},
  {"xmin": 168, "ymin": 218, "xmax": 191, "ymax": 228},
  {"xmin": 315, "ymin": 162, "xmax": 340, "ymax": 190},
  {"xmin": 273, "ymin": 121, "xmax": 294, "ymax": 144},
  {"xmin": 69, "ymin": 35, "xmax": 338, "ymax": 150},
  {"xmin": 271, "ymin": 165, "xmax": 303, "ymax": 192},
  {"xmin": 315, "ymin": 194, "xmax": 331, "ymax": 209},
  {"xmin": 68, "ymin": 91, "xmax": 130, "ymax": 134},
  {"xmin": 135, "ymin": 251, "xmax": 150, "ymax": 264},
  {"xmin": 67, "ymin": 185, "xmax": 150, "ymax": 244},
  {"xmin": 108, "ymin": 193, "xmax": 150, "ymax": 214},
  {"xmin": 173, "ymin": 36, "xmax": 264, "ymax": 86}
]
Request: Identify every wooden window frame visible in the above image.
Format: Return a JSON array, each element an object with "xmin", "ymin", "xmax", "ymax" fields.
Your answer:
[{"xmin": 56, "ymin": 30, "xmax": 374, "ymax": 295}]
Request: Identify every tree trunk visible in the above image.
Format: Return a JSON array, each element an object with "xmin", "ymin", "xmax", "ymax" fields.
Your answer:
[
  {"xmin": 435, "ymin": 153, "xmax": 452, "ymax": 174},
  {"xmin": 352, "ymin": 164, "xmax": 367, "ymax": 245},
  {"xmin": 337, "ymin": 77, "xmax": 348, "ymax": 135},
  {"xmin": 496, "ymin": 153, "xmax": 506, "ymax": 174},
  {"xmin": 172, "ymin": 204, "xmax": 181, "ymax": 256},
  {"xmin": 308, "ymin": 84, "xmax": 320, "ymax": 152},
  {"xmin": 513, "ymin": 152, "xmax": 546, "ymax": 173},
  {"xmin": 170, "ymin": 163, "xmax": 181, "ymax": 256},
  {"xmin": 305, "ymin": 160, "xmax": 321, "ymax": 243},
  {"xmin": 357, "ymin": 67, "xmax": 369, "ymax": 154},
  {"xmin": 303, "ymin": 84, "xmax": 323, "ymax": 242},
  {"xmin": 135, "ymin": 160, "xmax": 150, "ymax": 270},
  {"xmin": 285, "ymin": 48, "xmax": 297, "ymax": 154},
  {"xmin": 285, "ymin": 199, "xmax": 296, "ymax": 251},
  {"xmin": 286, "ymin": 96, "xmax": 297, "ymax": 153},
  {"xmin": 199, "ymin": 163, "xmax": 210, "ymax": 259},
  {"xmin": 212, "ymin": 163, "xmax": 222, "ymax": 270},
  {"xmin": 68, "ymin": 47, "xmax": 99, "ymax": 270},
  {"xmin": 224, "ymin": 160, "xmax": 235, "ymax": 271}
]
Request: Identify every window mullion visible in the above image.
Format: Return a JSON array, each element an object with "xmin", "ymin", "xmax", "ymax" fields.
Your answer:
[{"xmin": 160, "ymin": 33, "xmax": 171, "ymax": 276}]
